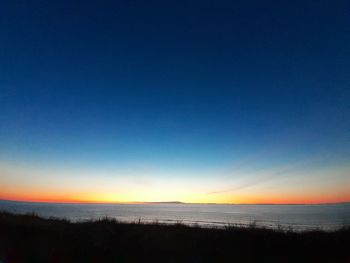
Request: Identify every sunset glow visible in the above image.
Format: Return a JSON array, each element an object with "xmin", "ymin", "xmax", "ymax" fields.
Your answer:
[
  {"xmin": 1, "ymin": 161, "xmax": 349, "ymax": 204},
  {"xmin": 1, "ymin": 0, "xmax": 350, "ymax": 206}
]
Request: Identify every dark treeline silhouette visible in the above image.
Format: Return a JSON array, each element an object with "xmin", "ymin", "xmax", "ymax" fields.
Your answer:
[{"xmin": 0, "ymin": 212, "xmax": 349, "ymax": 262}]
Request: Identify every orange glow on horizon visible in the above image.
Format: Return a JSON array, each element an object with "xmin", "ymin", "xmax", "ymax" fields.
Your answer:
[
  {"xmin": 1, "ymin": 192, "xmax": 349, "ymax": 205},
  {"xmin": 1, "ymin": 161, "xmax": 349, "ymax": 205}
]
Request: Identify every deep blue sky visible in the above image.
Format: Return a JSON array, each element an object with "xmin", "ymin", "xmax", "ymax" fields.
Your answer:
[{"xmin": 0, "ymin": 0, "xmax": 350, "ymax": 203}]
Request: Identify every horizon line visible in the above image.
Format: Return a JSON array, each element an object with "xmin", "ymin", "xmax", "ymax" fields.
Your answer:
[{"xmin": 1, "ymin": 198, "xmax": 349, "ymax": 206}]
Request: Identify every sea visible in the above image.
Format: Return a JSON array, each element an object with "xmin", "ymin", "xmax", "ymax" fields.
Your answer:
[{"xmin": 1, "ymin": 200, "xmax": 349, "ymax": 231}]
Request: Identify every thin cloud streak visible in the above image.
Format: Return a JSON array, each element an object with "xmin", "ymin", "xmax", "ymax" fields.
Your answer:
[{"xmin": 208, "ymin": 154, "xmax": 335, "ymax": 195}]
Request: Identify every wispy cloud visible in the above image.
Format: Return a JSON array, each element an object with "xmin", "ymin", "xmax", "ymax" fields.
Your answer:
[{"xmin": 208, "ymin": 154, "xmax": 334, "ymax": 195}]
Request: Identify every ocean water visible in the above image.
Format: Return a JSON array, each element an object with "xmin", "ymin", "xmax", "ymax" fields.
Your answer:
[{"xmin": 1, "ymin": 200, "xmax": 349, "ymax": 231}]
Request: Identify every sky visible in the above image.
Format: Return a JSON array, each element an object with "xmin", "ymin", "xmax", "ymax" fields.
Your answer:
[{"xmin": 0, "ymin": 0, "xmax": 350, "ymax": 204}]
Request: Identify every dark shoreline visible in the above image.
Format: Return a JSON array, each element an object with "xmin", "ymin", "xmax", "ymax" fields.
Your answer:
[{"xmin": 1, "ymin": 212, "xmax": 349, "ymax": 263}]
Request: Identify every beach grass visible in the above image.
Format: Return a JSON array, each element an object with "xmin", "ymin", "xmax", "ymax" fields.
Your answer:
[{"xmin": 0, "ymin": 211, "xmax": 349, "ymax": 262}]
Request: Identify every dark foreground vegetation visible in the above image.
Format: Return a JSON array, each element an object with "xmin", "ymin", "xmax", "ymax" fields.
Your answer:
[{"xmin": 0, "ymin": 212, "xmax": 349, "ymax": 263}]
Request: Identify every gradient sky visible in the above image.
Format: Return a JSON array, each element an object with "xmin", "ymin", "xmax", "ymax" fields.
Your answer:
[{"xmin": 1, "ymin": 0, "xmax": 350, "ymax": 204}]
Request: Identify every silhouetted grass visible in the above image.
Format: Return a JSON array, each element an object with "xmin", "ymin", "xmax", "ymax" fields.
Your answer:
[{"xmin": 0, "ymin": 211, "xmax": 349, "ymax": 262}]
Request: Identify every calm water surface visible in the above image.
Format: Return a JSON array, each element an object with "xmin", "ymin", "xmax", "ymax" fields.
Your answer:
[{"xmin": 1, "ymin": 200, "xmax": 349, "ymax": 231}]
